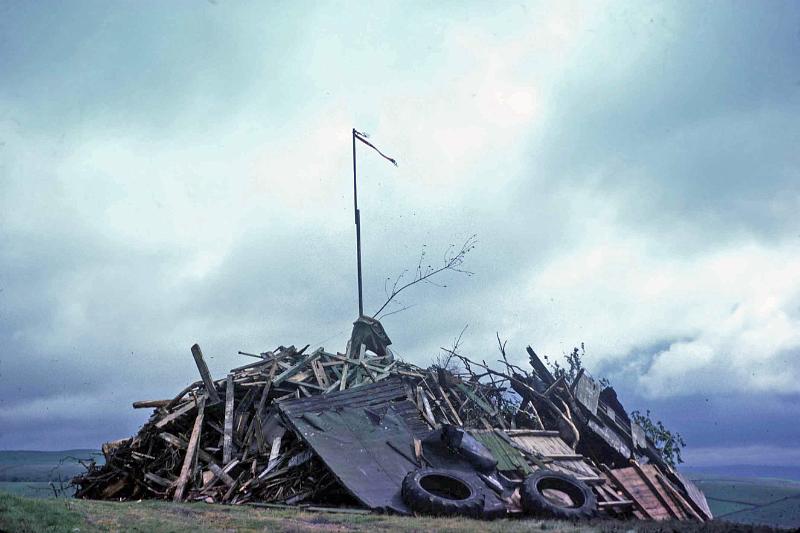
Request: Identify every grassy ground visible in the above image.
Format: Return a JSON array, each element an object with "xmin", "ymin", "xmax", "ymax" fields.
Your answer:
[
  {"xmin": 0, "ymin": 492, "xmax": 784, "ymax": 533},
  {"xmin": 694, "ymin": 477, "xmax": 800, "ymax": 529}
]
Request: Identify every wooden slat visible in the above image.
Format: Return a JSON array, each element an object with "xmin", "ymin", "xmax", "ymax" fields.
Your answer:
[
  {"xmin": 273, "ymin": 348, "xmax": 323, "ymax": 386},
  {"xmin": 339, "ymin": 342, "xmax": 353, "ymax": 391},
  {"xmin": 190, "ymin": 344, "xmax": 221, "ymax": 404},
  {"xmin": 311, "ymin": 359, "xmax": 331, "ymax": 388},
  {"xmin": 155, "ymin": 396, "xmax": 203, "ymax": 429},
  {"xmin": 173, "ymin": 396, "xmax": 206, "ymax": 501},
  {"xmin": 603, "ymin": 465, "xmax": 656, "ymax": 520},
  {"xmin": 132, "ymin": 399, "xmax": 171, "ymax": 409},
  {"xmin": 223, "ymin": 374, "xmax": 235, "ymax": 464},
  {"xmin": 633, "ymin": 463, "xmax": 685, "ymax": 520},
  {"xmin": 656, "ymin": 473, "xmax": 704, "ymax": 521}
]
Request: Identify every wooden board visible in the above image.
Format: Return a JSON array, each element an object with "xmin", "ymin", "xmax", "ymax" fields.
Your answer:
[{"xmin": 606, "ymin": 464, "xmax": 692, "ymax": 521}]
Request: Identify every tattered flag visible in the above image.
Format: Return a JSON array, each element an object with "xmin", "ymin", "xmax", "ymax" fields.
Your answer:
[{"xmin": 353, "ymin": 129, "xmax": 397, "ymax": 166}]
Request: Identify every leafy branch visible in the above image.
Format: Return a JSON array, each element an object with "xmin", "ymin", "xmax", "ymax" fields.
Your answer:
[{"xmin": 631, "ymin": 409, "xmax": 686, "ymax": 468}]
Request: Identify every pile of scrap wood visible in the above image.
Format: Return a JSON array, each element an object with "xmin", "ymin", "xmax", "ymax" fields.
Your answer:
[{"xmin": 73, "ymin": 318, "xmax": 712, "ymax": 522}]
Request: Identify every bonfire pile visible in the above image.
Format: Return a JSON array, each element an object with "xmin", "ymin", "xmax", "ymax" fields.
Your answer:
[
  {"xmin": 73, "ymin": 321, "xmax": 516, "ymax": 505},
  {"xmin": 73, "ymin": 318, "xmax": 712, "ymax": 522}
]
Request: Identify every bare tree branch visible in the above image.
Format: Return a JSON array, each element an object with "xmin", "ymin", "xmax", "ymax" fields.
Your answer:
[{"xmin": 372, "ymin": 234, "xmax": 477, "ymax": 318}]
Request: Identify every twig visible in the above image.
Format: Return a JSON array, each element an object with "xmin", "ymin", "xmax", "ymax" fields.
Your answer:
[{"xmin": 372, "ymin": 235, "xmax": 476, "ymax": 318}]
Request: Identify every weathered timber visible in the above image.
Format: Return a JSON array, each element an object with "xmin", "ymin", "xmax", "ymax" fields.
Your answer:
[
  {"xmin": 223, "ymin": 374, "xmax": 234, "ymax": 464},
  {"xmin": 173, "ymin": 395, "xmax": 206, "ymax": 501},
  {"xmin": 191, "ymin": 344, "xmax": 221, "ymax": 404}
]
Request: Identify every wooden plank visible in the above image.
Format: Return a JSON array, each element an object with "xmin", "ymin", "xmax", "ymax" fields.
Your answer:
[
  {"xmin": 310, "ymin": 359, "xmax": 331, "ymax": 388},
  {"xmin": 415, "ymin": 386, "xmax": 436, "ymax": 427},
  {"xmin": 190, "ymin": 344, "xmax": 221, "ymax": 404},
  {"xmin": 429, "ymin": 371, "xmax": 462, "ymax": 425},
  {"xmin": 633, "ymin": 463, "xmax": 684, "ymax": 520},
  {"xmin": 419, "ymin": 389, "xmax": 436, "ymax": 427},
  {"xmin": 208, "ymin": 463, "xmax": 236, "ymax": 487},
  {"xmin": 339, "ymin": 342, "xmax": 352, "ymax": 391},
  {"xmin": 155, "ymin": 396, "xmax": 203, "ymax": 429},
  {"xmin": 223, "ymin": 374, "xmax": 235, "ymax": 464},
  {"xmin": 144, "ymin": 472, "xmax": 172, "ymax": 487},
  {"xmin": 656, "ymin": 473, "xmax": 704, "ymax": 521},
  {"xmin": 603, "ymin": 465, "xmax": 656, "ymax": 520},
  {"xmin": 255, "ymin": 360, "xmax": 278, "ymax": 417},
  {"xmin": 526, "ymin": 345, "xmax": 556, "ymax": 385},
  {"xmin": 273, "ymin": 348, "xmax": 323, "ymax": 387},
  {"xmin": 132, "ymin": 399, "xmax": 171, "ymax": 409},
  {"xmin": 173, "ymin": 395, "xmax": 206, "ymax": 501},
  {"xmin": 544, "ymin": 453, "xmax": 585, "ymax": 460},
  {"xmin": 543, "ymin": 375, "xmax": 566, "ymax": 397},
  {"xmin": 258, "ymin": 435, "xmax": 282, "ymax": 477}
]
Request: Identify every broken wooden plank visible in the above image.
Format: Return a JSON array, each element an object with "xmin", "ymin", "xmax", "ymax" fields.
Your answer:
[
  {"xmin": 223, "ymin": 374, "xmax": 234, "ymax": 464},
  {"xmin": 339, "ymin": 343, "xmax": 352, "ymax": 391},
  {"xmin": 132, "ymin": 399, "xmax": 171, "ymax": 409},
  {"xmin": 144, "ymin": 472, "xmax": 173, "ymax": 488},
  {"xmin": 273, "ymin": 348, "xmax": 323, "ymax": 387},
  {"xmin": 155, "ymin": 396, "xmax": 204, "ymax": 429},
  {"xmin": 190, "ymin": 344, "xmax": 221, "ymax": 404},
  {"xmin": 312, "ymin": 360, "xmax": 330, "ymax": 389},
  {"xmin": 173, "ymin": 395, "xmax": 206, "ymax": 501}
]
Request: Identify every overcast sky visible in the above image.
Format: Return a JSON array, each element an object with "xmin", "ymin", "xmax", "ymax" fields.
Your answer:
[{"xmin": 1, "ymin": 1, "xmax": 799, "ymax": 467}]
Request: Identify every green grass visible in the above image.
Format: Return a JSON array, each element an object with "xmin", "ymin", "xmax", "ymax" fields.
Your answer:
[
  {"xmin": 694, "ymin": 477, "xmax": 800, "ymax": 529},
  {"xmin": 0, "ymin": 492, "xmax": 784, "ymax": 533}
]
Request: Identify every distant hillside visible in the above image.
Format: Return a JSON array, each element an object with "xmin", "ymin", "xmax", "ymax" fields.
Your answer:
[
  {"xmin": 691, "ymin": 475, "xmax": 800, "ymax": 529},
  {"xmin": 0, "ymin": 450, "xmax": 101, "ymax": 482},
  {"xmin": 683, "ymin": 465, "xmax": 800, "ymax": 482}
]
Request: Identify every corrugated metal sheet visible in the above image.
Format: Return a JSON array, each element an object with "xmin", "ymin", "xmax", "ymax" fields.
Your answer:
[
  {"xmin": 280, "ymin": 402, "xmax": 419, "ymax": 514},
  {"xmin": 278, "ymin": 377, "xmax": 429, "ymax": 436},
  {"xmin": 469, "ymin": 430, "xmax": 532, "ymax": 474}
]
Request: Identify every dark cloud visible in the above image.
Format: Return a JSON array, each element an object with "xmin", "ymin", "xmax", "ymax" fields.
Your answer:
[{"xmin": 2, "ymin": 1, "xmax": 800, "ymax": 463}]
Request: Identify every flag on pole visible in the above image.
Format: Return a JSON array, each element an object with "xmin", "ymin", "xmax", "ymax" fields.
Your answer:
[{"xmin": 353, "ymin": 129, "xmax": 398, "ymax": 166}]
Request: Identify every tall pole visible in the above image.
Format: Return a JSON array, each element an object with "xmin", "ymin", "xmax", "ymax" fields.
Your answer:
[{"xmin": 353, "ymin": 128, "xmax": 364, "ymax": 317}]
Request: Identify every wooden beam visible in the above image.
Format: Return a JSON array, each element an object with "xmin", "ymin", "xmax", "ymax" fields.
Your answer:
[
  {"xmin": 339, "ymin": 342, "xmax": 353, "ymax": 391},
  {"xmin": 543, "ymin": 375, "xmax": 566, "ymax": 397},
  {"xmin": 223, "ymin": 374, "xmax": 234, "ymax": 464},
  {"xmin": 132, "ymin": 399, "xmax": 171, "ymax": 409},
  {"xmin": 272, "ymin": 348, "xmax": 323, "ymax": 386},
  {"xmin": 190, "ymin": 344, "xmax": 221, "ymax": 404},
  {"xmin": 173, "ymin": 395, "xmax": 206, "ymax": 501},
  {"xmin": 155, "ymin": 396, "xmax": 203, "ymax": 429}
]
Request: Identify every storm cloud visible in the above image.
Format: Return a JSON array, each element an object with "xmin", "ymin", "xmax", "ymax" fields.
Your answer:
[{"xmin": 1, "ymin": 1, "xmax": 799, "ymax": 465}]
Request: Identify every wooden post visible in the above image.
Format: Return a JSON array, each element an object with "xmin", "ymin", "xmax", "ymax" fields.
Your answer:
[
  {"xmin": 223, "ymin": 374, "xmax": 234, "ymax": 464},
  {"xmin": 191, "ymin": 344, "xmax": 221, "ymax": 404},
  {"xmin": 173, "ymin": 395, "xmax": 206, "ymax": 501}
]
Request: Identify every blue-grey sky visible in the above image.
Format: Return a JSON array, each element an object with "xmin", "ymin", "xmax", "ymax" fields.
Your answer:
[{"xmin": 1, "ymin": 1, "xmax": 799, "ymax": 467}]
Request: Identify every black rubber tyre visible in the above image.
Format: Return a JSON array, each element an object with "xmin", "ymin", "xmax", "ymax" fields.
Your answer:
[
  {"xmin": 401, "ymin": 468, "xmax": 485, "ymax": 518},
  {"xmin": 520, "ymin": 469, "xmax": 597, "ymax": 519}
]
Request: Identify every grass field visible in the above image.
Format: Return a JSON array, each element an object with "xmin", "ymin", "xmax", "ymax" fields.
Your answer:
[
  {"xmin": 694, "ymin": 477, "xmax": 800, "ymax": 529},
  {"xmin": 0, "ymin": 492, "xmax": 785, "ymax": 533},
  {"xmin": 1, "ymin": 451, "xmax": 797, "ymax": 531}
]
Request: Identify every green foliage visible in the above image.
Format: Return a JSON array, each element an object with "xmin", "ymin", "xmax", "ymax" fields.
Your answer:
[
  {"xmin": 543, "ymin": 343, "xmax": 686, "ymax": 469},
  {"xmin": 543, "ymin": 343, "xmax": 585, "ymax": 383},
  {"xmin": 631, "ymin": 409, "xmax": 686, "ymax": 468}
]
